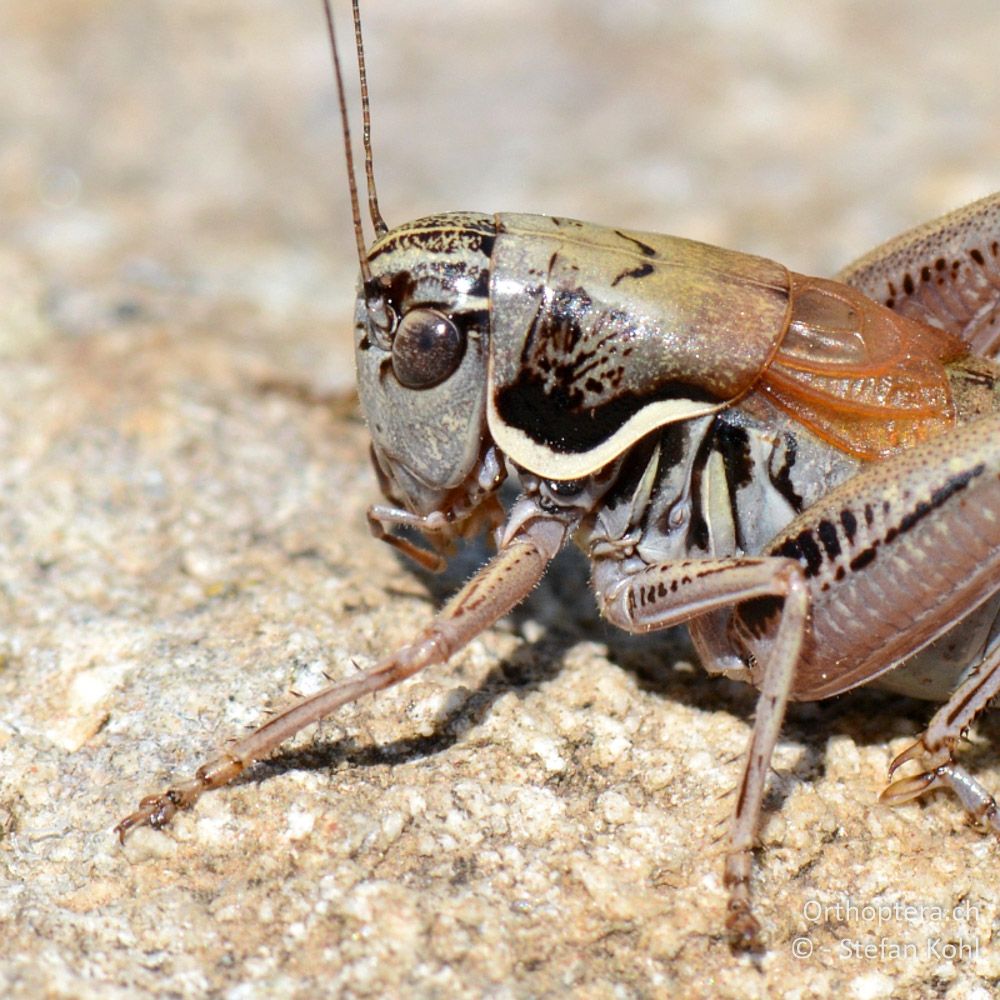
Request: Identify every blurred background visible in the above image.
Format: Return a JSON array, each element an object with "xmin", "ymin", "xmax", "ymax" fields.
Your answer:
[{"xmin": 3, "ymin": 0, "xmax": 1000, "ymax": 379}]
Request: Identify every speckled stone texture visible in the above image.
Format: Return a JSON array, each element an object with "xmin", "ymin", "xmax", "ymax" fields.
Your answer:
[{"xmin": 2, "ymin": 2, "xmax": 1000, "ymax": 998}]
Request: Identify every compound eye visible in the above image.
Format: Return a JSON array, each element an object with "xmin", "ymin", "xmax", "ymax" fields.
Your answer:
[{"xmin": 391, "ymin": 308, "xmax": 466, "ymax": 389}]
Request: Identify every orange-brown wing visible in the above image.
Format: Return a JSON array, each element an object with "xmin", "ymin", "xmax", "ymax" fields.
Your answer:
[{"xmin": 756, "ymin": 273, "xmax": 967, "ymax": 460}]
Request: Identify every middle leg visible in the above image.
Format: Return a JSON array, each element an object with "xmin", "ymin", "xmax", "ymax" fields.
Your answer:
[{"xmin": 594, "ymin": 554, "xmax": 808, "ymax": 949}]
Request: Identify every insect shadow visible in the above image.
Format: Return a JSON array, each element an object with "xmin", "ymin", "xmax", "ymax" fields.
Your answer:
[
  {"xmin": 252, "ymin": 540, "xmax": 586, "ymax": 782},
  {"xmin": 239, "ymin": 532, "xmax": 974, "ymax": 826}
]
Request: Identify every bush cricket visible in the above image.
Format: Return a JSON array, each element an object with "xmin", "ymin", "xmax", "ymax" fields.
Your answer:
[{"xmin": 116, "ymin": 0, "xmax": 1000, "ymax": 950}]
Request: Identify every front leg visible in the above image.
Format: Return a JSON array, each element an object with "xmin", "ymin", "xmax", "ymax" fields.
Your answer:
[
  {"xmin": 116, "ymin": 506, "xmax": 572, "ymax": 840},
  {"xmin": 594, "ymin": 555, "xmax": 809, "ymax": 950}
]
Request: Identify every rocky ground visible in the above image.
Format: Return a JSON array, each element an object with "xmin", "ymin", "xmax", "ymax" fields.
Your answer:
[{"xmin": 2, "ymin": 2, "xmax": 1000, "ymax": 997}]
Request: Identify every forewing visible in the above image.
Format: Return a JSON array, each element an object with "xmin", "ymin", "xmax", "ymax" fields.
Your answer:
[{"xmin": 757, "ymin": 274, "xmax": 967, "ymax": 459}]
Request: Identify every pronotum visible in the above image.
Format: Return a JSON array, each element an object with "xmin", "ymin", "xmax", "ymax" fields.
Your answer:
[{"xmin": 117, "ymin": 1, "xmax": 1000, "ymax": 950}]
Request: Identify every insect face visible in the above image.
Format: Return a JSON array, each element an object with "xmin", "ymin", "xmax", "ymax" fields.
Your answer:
[{"xmin": 354, "ymin": 212, "xmax": 496, "ymax": 516}]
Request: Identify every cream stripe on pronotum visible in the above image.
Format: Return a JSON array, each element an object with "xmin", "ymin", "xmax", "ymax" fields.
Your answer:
[{"xmin": 117, "ymin": 0, "xmax": 1000, "ymax": 952}]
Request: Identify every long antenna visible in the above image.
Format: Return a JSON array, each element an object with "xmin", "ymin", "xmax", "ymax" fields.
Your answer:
[
  {"xmin": 322, "ymin": 0, "xmax": 372, "ymax": 286},
  {"xmin": 352, "ymin": 0, "xmax": 388, "ymax": 237}
]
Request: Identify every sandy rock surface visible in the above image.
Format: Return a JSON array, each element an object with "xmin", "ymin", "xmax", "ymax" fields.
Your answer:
[{"xmin": 2, "ymin": 2, "xmax": 1000, "ymax": 998}]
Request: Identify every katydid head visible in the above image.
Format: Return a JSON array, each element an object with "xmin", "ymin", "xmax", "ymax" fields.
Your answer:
[
  {"xmin": 354, "ymin": 212, "xmax": 497, "ymax": 517},
  {"xmin": 326, "ymin": 0, "xmax": 502, "ymax": 568}
]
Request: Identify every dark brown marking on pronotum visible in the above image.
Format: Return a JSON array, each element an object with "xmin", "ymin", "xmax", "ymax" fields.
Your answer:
[
  {"xmin": 971, "ymin": 248, "xmax": 986, "ymax": 266},
  {"xmin": 371, "ymin": 226, "xmax": 495, "ymax": 260},
  {"xmin": 495, "ymin": 286, "xmax": 719, "ymax": 453},
  {"xmin": 610, "ymin": 262, "xmax": 655, "ymax": 287},
  {"xmin": 613, "ymin": 230, "xmax": 657, "ymax": 257}
]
